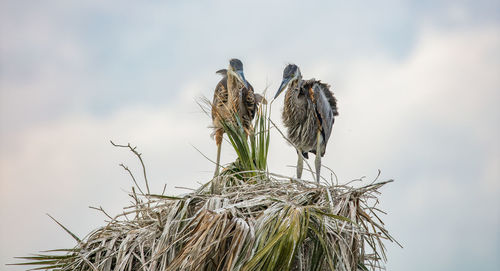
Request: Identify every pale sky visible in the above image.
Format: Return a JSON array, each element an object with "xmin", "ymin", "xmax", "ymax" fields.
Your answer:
[{"xmin": 1, "ymin": 1, "xmax": 499, "ymax": 270}]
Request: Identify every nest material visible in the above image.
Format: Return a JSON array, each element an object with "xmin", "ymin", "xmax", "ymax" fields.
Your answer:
[{"xmin": 19, "ymin": 171, "xmax": 397, "ymax": 271}]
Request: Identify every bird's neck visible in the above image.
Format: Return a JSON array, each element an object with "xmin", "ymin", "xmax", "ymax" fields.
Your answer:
[
  {"xmin": 285, "ymin": 79, "xmax": 305, "ymax": 105},
  {"xmin": 296, "ymin": 78, "xmax": 304, "ymax": 89},
  {"xmin": 290, "ymin": 79, "xmax": 303, "ymax": 94},
  {"xmin": 227, "ymin": 74, "xmax": 242, "ymax": 109}
]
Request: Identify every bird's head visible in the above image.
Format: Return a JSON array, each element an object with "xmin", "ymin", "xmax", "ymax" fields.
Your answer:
[
  {"xmin": 274, "ymin": 64, "xmax": 301, "ymax": 99},
  {"xmin": 228, "ymin": 58, "xmax": 249, "ymax": 88}
]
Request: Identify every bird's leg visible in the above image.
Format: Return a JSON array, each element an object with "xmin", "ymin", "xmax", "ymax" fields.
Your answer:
[
  {"xmin": 315, "ymin": 130, "xmax": 322, "ymax": 183},
  {"xmin": 214, "ymin": 143, "xmax": 221, "ymax": 177},
  {"xmin": 214, "ymin": 129, "xmax": 223, "ymax": 177},
  {"xmin": 297, "ymin": 150, "xmax": 303, "ymax": 179}
]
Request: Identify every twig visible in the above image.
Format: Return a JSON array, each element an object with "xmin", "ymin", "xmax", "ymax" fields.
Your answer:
[
  {"xmin": 89, "ymin": 206, "xmax": 113, "ymax": 220},
  {"xmin": 190, "ymin": 144, "xmax": 217, "ymax": 166},
  {"xmin": 131, "ymin": 186, "xmax": 141, "ymax": 208},
  {"xmin": 110, "ymin": 140, "xmax": 151, "ymax": 195},
  {"xmin": 174, "ymin": 186, "xmax": 197, "ymax": 191},
  {"xmin": 119, "ymin": 163, "xmax": 145, "ymax": 195},
  {"xmin": 322, "ymin": 164, "xmax": 339, "ymax": 186}
]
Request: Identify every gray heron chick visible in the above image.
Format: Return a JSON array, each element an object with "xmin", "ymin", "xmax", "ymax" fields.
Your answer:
[
  {"xmin": 211, "ymin": 59, "xmax": 264, "ymax": 177},
  {"xmin": 274, "ymin": 64, "xmax": 338, "ymax": 183}
]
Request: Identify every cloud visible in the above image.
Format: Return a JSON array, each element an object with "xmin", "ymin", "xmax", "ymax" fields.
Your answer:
[{"xmin": 1, "ymin": 1, "xmax": 499, "ymax": 269}]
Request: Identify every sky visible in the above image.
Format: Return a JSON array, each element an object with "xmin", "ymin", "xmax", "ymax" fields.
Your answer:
[{"xmin": 1, "ymin": 1, "xmax": 499, "ymax": 270}]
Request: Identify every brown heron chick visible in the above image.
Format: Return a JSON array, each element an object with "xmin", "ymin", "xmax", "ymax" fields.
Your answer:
[
  {"xmin": 211, "ymin": 59, "xmax": 263, "ymax": 177},
  {"xmin": 274, "ymin": 64, "xmax": 338, "ymax": 183}
]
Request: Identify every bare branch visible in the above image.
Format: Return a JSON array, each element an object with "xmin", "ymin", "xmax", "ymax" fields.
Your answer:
[
  {"xmin": 110, "ymin": 140, "xmax": 150, "ymax": 195},
  {"xmin": 118, "ymin": 163, "xmax": 145, "ymax": 195},
  {"xmin": 89, "ymin": 206, "xmax": 113, "ymax": 220}
]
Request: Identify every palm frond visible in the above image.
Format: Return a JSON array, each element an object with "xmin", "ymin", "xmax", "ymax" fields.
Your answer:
[{"xmin": 219, "ymin": 102, "xmax": 270, "ymax": 179}]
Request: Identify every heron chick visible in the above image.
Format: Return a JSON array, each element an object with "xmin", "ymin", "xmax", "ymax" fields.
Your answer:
[
  {"xmin": 211, "ymin": 59, "xmax": 264, "ymax": 177},
  {"xmin": 274, "ymin": 64, "xmax": 338, "ymax": 183}
]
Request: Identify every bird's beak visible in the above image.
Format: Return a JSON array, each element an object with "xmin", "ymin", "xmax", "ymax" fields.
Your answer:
[
  {"xmin": 274, "ymin": 78, "xmax": 291, "ymax": 99},
  {"xmin": 236, "ymin": 70, "xmax": 249, "ymax": 88}
]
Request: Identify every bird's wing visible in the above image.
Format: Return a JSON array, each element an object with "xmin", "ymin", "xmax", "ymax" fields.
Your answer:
[
  {"xmin": 241, "ymin": 83, "xmax": 257, "ymax": 120},
  {"xmin": 313, "ymin": 83, "xmax": 335, "ymax": 143},
  {"xmin": 320, "ymin": 82, "xmax": 338, "ymax": 116},
  {"xmin": 211, "ymin": 77, "xmax": 228, "ymax": 121}
]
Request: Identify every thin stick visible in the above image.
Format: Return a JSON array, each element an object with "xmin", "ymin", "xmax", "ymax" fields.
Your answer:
[
  {"xmin": 190, "ymin": 144, "xmax": 217, "ymax": 166},
  {"xmin": 119, "ymin": 163, "xmax": 145, "ymax": 195},
  {"xmin": 89, "ymin": 206, "xmax": 114, "ymax": 220},
  {"xmin": 110, "ymin": 141, "xmax": 150, "ymax": 195}
]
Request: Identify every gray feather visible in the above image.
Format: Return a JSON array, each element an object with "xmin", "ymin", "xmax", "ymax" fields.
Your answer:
[{"xmin": 313, "ymin": 83, "xmax": 334, "ymax": 144}]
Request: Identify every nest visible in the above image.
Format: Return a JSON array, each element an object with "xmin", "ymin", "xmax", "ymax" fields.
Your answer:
[{"xmin": 16, "ymin": 169, "xmax": 397, "ymax": 271}]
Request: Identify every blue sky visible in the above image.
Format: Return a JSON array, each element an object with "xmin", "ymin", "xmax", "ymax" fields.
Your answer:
[{"xmin": 1, "ymin": 1, "xmax": 499, "ymax": 270}]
